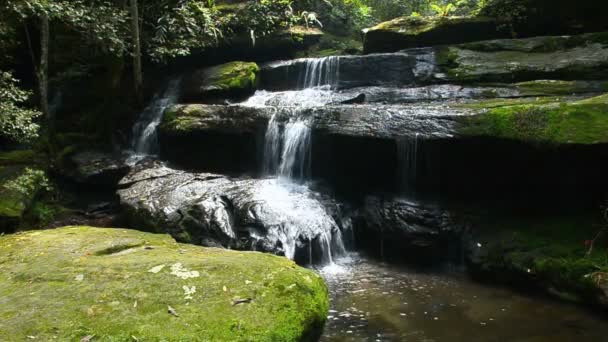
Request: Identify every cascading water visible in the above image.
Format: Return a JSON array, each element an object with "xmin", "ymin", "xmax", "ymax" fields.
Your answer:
[
  {"xmin": 396, "ymin": 134, "xmax": 419, "ymax": 195},
  {"xmin": 243, "ymin": 56, "xmax": 347, "ymax": 264},
  {"xmin": 299, "ymin": 56, "xmax": 341, "ymax": 89},
  {"xmin": 128, "ymin": 79, "xmax": 180, "ymax": 161}
]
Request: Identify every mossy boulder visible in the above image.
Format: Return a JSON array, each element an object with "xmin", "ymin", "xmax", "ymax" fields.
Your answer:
[
  {"xmin": 182, "ymin": 61, "xmax": 260, "ymax": 103},
  {"xmin": 363, "ymin": 16, "xmax": 506, "ymax": 53},
  {"xmin": 467, "ymin": 214, "xmax": 608, "ymax": 309},
  {"xmin": 0, "ymin": 226, "xmax": 329, "ymax": 341},
  {"xmin": 514, "ymin": 80, "xmax": 608, "ymax": 96},
  {"xmin": 436, "ymin": 32, "xmax": 608, "ymax": 83},
  {"xmin": 457, "ymin": 93, "xmax": 608, "ymax": 145}
]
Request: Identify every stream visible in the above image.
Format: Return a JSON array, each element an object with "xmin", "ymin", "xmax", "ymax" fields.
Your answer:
[{"xmin": 320, "ymin": 255, "xmax": 608, "ymax": 341}]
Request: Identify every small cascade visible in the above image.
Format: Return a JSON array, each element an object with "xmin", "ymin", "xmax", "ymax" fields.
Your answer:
[
  {"xmin": 396, "ymin": 134, "xmax": 419, "ymax": 195},
  {"xmin": 129, "ymin": 79, "xmax": 180, "ymax": 159},
  {"xmin": 278, "ymin": 119, "xmax": 312, "ymax": 181},
  {"xmin": 299, "ymin": 56, "xmax": 341, "ymax": 89},
  {"xmin": 262, "ymin": 114, "xmax": 312, "ymax": 182}
]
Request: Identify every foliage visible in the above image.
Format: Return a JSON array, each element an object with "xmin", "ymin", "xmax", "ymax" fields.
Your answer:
[
  {"xmin": 147, "ymin": 1, "xmax": 222, "ymax": 62},
  {"xmin": 4, "ymin": 167, "xmax": 51, "ymax": 197},
  {"xmin": 0, "ymin": 71, "xmax": 41, "ymax": 144}
]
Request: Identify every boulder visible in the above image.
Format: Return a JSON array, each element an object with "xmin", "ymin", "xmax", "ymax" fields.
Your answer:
[
  {"xmin": 118, "ymin": 161, "xmax": 348, "ymax": 264},
  {"xmin": 466, "ymin": 214, "xmax": 608, "ymax": 310},
  {"xmin": 363, "ymin": 16, "xmax": 506, "ymax": 53},
  {"xmin": 64, "ymin": 151, "xmax": 130, "ymax": 186},
  {"xmin": 181, "ymin": 61, "xmax": 260, "ymax": 103},
  {"xmin": 0, "ymin": 226, "xmax": 329, "ymax": 340},
  {"xmin": 437, "ymin": 33, "xmax": 608, "ymax": 83},
  {"xmin": 354, "ymin": 196, "xmax": 466, "ymax": 263}
]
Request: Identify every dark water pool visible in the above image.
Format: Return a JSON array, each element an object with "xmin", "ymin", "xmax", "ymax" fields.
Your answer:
[{"xmin": 320, "ymin": 254, "xmax": 608, "ymax": 342}]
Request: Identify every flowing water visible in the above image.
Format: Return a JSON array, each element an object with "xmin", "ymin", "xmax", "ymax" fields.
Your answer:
[
  {"xmin": 128, "ymin": 79, "xmax": 180, "ymax": 163},
  {"xmin": 396, "ymin": 135, "xmax": 420, "ymax": 196},
  {"xmin": 321, "ymin": 255, "xmax": 608, "ymax": 341}
]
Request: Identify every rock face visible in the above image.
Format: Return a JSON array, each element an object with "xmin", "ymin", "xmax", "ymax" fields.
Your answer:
[
  {"xmin": 354, "ymin": 196, "xmax": 466, "ymax": 263},
  {"xmin": 118, "ymin": 161, "xmax": 348, "ymax": 264},
  {"xmin": 181, "ymin": 61, "xmax": 260, "ymax": 103},
  {"xmin": 260, "ymin": 49, "xmax": 438, "ymax": 91},
  {"xmin": 64, "ymin": 151, "xmax": 130, "ymax": 186},
  {"xmin": 438, "ymin": 33, "xmax": 608, "ymax": 83},
  {"xmin": 0, "ymin": 226, "xmax": 329, "ymax": 340},
  {"xmin": 363, "ymin": 16, "xmax": 506, "ymax": 53}
]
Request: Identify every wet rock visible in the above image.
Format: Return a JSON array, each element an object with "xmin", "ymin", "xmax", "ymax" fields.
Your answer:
[
  {"xmin": 260, "ymin": 49, "xmax": 438, "ymax": 91},
  {"xmin": 354, "ymin": 197, "xmax": 465, "ymax": 263},
  {"xmin": 181, "ymin": 61, "xmax": 260, "ymax": 103},
  {"xmin": 363, "ymin": 16, "xmax": 505, "ymax": 53},
  {"xmin": 64, "ymin": 151, "xmax": 130, "ymax": 186},
  {"xmin": 118, "ymin": 161, "xmax": 347, "ymax": 264},
  {"xmin": 0, "ymin": 226, "xmax": 329, "ymax": 340},
  {"xmin": 160, "ymin": 103, "xmax": 466, "ymax": 141},
  {"xmin": 437, "ymin": 33, "xmax": 608, "ymax": 83},
  {"xmin": 338, "ymin": 94, "xmax": 366, "ymax": 104}
]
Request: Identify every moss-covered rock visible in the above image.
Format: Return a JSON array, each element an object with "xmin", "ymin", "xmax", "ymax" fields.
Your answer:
[
  {"xmin": 0, "ymin": 226, "xmax": 329, "ymax": 341},
  {"xmin": 437, "ymin": 33, "xmax": 608, "ymax": 83},
  {"xmin": 160, "ymin": 104, "xmax": 269, "ymax": 137},
  {"xmin": 182, "ymin": 61, "xmax": 260, "ymax": 103},
  {"xmin": 514, "ymin": 80, "xmax": 608, "ymax": 96},
  {"xmin": 457, "ymin": 94, "xmax": 608, "ymax": 145},
  {"xmin": 363, "ymin": 16, "xmax": 506, "ymax": 53},
  {"xmin": 467, "ymin": 214, "xmax": 608, "ymax": 309}
]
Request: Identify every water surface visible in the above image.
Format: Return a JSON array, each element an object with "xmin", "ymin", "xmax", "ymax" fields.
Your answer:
[{"xmin": 320, "ymin": 255, "xmax": 608, "ymax": 342}]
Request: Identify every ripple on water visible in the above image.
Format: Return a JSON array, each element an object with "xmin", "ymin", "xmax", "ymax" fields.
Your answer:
[{"xmin": 320, "ymin": 254, "xmax": 608, "ymax": 342}]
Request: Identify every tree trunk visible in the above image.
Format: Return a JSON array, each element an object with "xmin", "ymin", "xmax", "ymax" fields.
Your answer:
[
  {"xmin": 39, "ymin": 12, "xmax": 51, "ymax": 133},
  {"xmin": 130, "ymin": 0, "xmax": 143, "ymax": 106}
]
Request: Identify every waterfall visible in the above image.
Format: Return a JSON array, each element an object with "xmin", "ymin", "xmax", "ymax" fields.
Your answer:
[
  {"xmin": 129, "ymin": 79, "xmax": 181, "ymax": 158},
  {"xmin": 249, "ymin": 56, "xmax": 346, "ymax": 264},
  {"xmin": 396, "ymin": 134, "xmax": 419, "ymax": 195},
  {"xmin": 299, "ymin": 56, "xmax": 341, "ymax": 89},
  {"xmin": 278, "ymin": 119, "xmax": 312, "ymax": 181}
]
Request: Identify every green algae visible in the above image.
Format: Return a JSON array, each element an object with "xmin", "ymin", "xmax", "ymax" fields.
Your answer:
[{"xmin": 0, "ymin": 226, "xmax": 329, "ymax": 341}]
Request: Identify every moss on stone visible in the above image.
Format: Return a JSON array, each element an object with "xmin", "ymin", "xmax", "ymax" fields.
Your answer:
[
  {"xmin": 458, "ymin": 94, "xmax": 608, "ymax": 144},
  {"xmin": 437, "ymin": 33, "xmax": 608, "ymax": 83},
  {"xmin": 0, "ymin": 226, "xmax": 329, "ymax": 341},
  {"xmin": 515, "ymin": 80, "xmax": 608, "ymax": 96},
  {"xmin": 470, "ymin": 213, "xmax": 608, "ymax": 307},
  {"xmin": 363, "ymin": 16, "xmax": 505, "ymax": 53},
  {"xmin": 208, "ymin": 61, "xmax": 260, "ymax": 92}
]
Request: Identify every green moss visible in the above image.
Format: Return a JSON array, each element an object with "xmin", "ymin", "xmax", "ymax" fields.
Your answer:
[
  {"xmin": 515, "ymin": 80, "xmax": 608, "ymax": 96},
  {"xmin": 458, "ymin": 94, "xmax": 608, "ymax": 144},
  {"xmin": 0, "ymin": 227, "xmax": 329, "ymax": 341},
  {"xmin": 207, "ymin": 61, "xmax": 260, "ymax": 92},
  {"xmin": 472, "ymin": 213, "xmax": 608, "ymax": 304}
]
